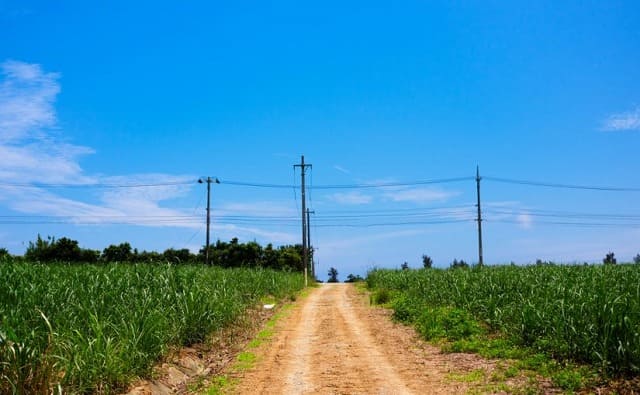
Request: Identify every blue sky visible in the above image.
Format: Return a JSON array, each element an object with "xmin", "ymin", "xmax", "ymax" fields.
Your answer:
[{"xmin": 1, "ymin": 1, "xmax": 640, "ymax": 278}]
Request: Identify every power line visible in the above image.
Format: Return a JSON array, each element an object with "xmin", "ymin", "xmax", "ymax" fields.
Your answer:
[
  {"xmin": 9, "ymin": 212, "xmax": 640, "ymax": 229},
  {"xmin": 318, "ymin": 204, "xmax": 474, "ymax": 215},
  {"xmin": 9, "ymin": 205, "xmax": 640, "ymax": 226},
  {"xmin": 218, "ymin": 176, "xmax": 474, "ymax": 189},
  {"xmin": 484, "ymin": 176, "xmax": 640, "ymax": 192},
  {"xmin": 485, "ymin": 208, "xmax": 640, "ymax": 220},
  {"xmin": 312, "ymin": 211, "xmax": 475, "ymax": 220},
  {"xmin": 0, "ymin": 209, "xmax": 477, "ymax": 226},
  {"xmin": 182, "ymin": 228, "xmax": 202, "ymax": 249},
  {"xmin": 8, "ymin": 169, "xmax": 640, "ymax": 238},
  {"xmin": 0, "ymin": 219, "xmax": 202, "ymax": 225},
  {"xmin": 5, "ymin": 174, "xmax": 640, "ymax": 192},
  {"xmin": 220, "ymin": 180, "xmax": 296, "ymax": 189},
  {"xmin": 488, "ymin": 218, "xmax": 640, "ymax": 228},
  {"xmin": 313, "ymin": 177, "xmax": 475, "ymax": 189},
  {"xmin": 0, "ymin": 207, "xmax": 474, "ymax": 221},
  {"xmin": 17, "ymin": 210, "xmax": 640, "ymax": 229},
  {"xmin": 0, "ymin": 215, "xmax": 200, "ymax": 220},
  {"xmin": 313, "ymin": 219, "xmax": 474, "ymax": 228},
  {"xmin": 0, "ymin": 180, "xmax": 196, "ymax": 189}
]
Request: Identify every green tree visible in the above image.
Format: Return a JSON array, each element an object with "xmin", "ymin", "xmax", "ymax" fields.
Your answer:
[
  {"xmin": 262, "ymin": 243, "xmax": 279, "ymax": 268},
  {"xmin": 242, "ymin": 241, "xmax": 263, "ymax": 266},
  {"xmin": 24, "ymin": 235, "xmax": 98, "ymax": 263},
  {"xmin": 278, "ymin": 247, "xmax": 303, "ymax": 271},
  {"xmin": 134, "ymin": 250, "xmax": 163, "ymax": 263},
  {"xmin": 344, "ymin": 274, "xmax": 363, "ymax": 283},
  {"xmin": 25, "ymin": 234, "xmax": 54, "ymax": 261},
  {"xmin": 101, "ymin": 242, "xmax": 133, "ymax": 262},
  {"xmin": 0, "ymin": 248, "xmax": 10, "ymax": 260},
  {"xmin": 450, "ymin": 259, "xmax": 469, "ymax": 269},
  {"xmin": 603, "ymin": 252, "xmax": 617, "ymax": 265},
  {"xmin": 327, "ymin": 267, "xmax": 339, "ymax": 283},
  {"xmin": 51, "ymin": 237, "xmax": 82, "ymax": 262},
  {"xmin": 634, "ymin": 254, "xmax": 640, "ymax": 264},
  {"xmin": 78, "ymin": 248, "xmax": 100, "ymax": 263},
  {"xmin": 163, "ymin": 248, "xmax": 194, "ymax": 264},
  {"xmin": 422, "ymin": 254, "xmax": 433, "ymax": 269},
  {"xmin": 199, "ymin": 239, "xmax": 303, "ymax": 270}
]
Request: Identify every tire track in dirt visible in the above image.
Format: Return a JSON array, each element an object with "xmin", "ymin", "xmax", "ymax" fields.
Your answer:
[
  {"xmin": 233, "ymin": 283, "xmax": 545, "ymax": 394},
  {"xmin": 234, "ymin": 284, "xmax": 427, "ymax": 394},
  {"xmin": 313, "ymin": 285, "xmax": 411, "ymax": 394}
]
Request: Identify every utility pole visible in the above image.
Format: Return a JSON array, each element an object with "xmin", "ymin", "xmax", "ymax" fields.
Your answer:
[
  {"xmin": 198, "ymin": 176, "xmax": 219, "ymax": 265},
  {"xmin": 294, "ymin": 156, "xmax": 312, "ymax": 283},
  {"xmin": 476, "ymin": 166, "xmax": 484, "ymax": 266},
  {"xmin": 306, "ymin": 208, "xmax": 315, "ymax": 278}
]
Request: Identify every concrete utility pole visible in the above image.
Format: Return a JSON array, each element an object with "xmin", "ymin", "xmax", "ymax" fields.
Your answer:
[
  {"xmin": 306, "ymin": 208, "xmax": 315, "ymax": 278},
  {"xmin": 294, "ymin": 156, "xmax": 312, "ymax": 283},
  {"xmin": 199, "ymin": 176, "xmax": 219, "ymax": 265},
  {"xmin": 476, "ymin": 166, "xmax": 484, "ymax": 266}
]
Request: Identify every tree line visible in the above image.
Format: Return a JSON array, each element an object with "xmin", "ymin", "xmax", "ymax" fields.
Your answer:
[
  {"xmin": 1, "ymin": 235, "xmax": 305, "ymax": 270},
  {"xmin": 408, "ymin": 251, "xmax": 640, "ymax": 270}
]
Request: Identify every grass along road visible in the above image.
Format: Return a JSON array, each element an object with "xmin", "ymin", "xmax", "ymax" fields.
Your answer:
[
  {"xmin": 0, "ymin": 262, "xmax": 305, "ymax": 393},
  {"xmin": 231, "ymin": 283, "xmax": 552, "ymax": 394}
]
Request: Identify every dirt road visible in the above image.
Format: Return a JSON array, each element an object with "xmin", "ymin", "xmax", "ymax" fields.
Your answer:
[{"xmin": 233, "ymin": 283, "xmax": 503, "ymax": 394}]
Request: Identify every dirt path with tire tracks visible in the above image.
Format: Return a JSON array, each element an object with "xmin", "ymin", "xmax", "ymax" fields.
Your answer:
[{"xmin": 233, "ymin": 283, "xmax": 532, "ymax": 394}]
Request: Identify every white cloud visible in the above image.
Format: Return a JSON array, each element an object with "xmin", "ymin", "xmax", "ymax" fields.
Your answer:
[
  {"xmin": 2, "ymin": 186, "xmax": 120, "ymax": 219},
  {"xmin": 217, "ymin": 201, "xmax": 297, "ymax": 217},
  {"xmin": 321, "ymin": 229, "xmax": 426, "ymax": 251},
  {"xmin": 384, "ymin": 187, "xmax": 458, "ymax": 204},
  {"xmin": 96, "ymin": 174, "xmax": 198, "ymax": 227},
  {"xmin": 0, "ymin": 60, "xmax": 60, "ymax": 142},
  {"xmin": 0, "ymin": 59, "xmax": 302, "ymax": 250},
  {"xmin": 362, "ymin": 177, "xmax": 397, "ymax": 186},
  {"xmin": 0, "ymin": 180, "xmax": 201, "ymax": 228},
  {"xmin": 333, "ymin": 165, "xmax": 351, "ymax": 174},
  {"xmin": 0, "ymin": 143, "xmax": 95, "ymax": 184},
  {"xmin": 516, "ymin": 213, "xmax": 533, "ymax": 229},
  {"xmin": 0, "ymin": 60, "xmax": 95, "ymax": 185},
  {"xmin": 601, "ymin": 106, "xmax": 640, "ymax": 131},
  {"xmin": 482, "ymin": 201, "xmax": 534, "ymax": 229},
  {"xmin": 203, "ymin": 201, "xmax": 299, "ymax": 244},
  {"xmin": 328, "ymin": 191, "xmax": 373, "ymax": 205},
  {"xmin": 0, "ymin": 60, "xmax": 198, "ymax": 228},
  {"xmin": 211, "ymin": 223, "xmax": 297, "ymax": 245},
  {"xmin": 100, "ymin": 174, "xmax": 193, "ymax": 203},
  {"xmin": 434, "ymin": 205, "xmax": 476, "ymax": 221}
]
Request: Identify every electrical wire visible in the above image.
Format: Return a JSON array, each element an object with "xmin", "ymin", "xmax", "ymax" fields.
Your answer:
[
  {"xmin": 0, "ymin": 208, "xmax": 476, "ymax": 227},
  {"xmin": 310, "ymin": 176, "xmax": 475, "ymax": 189},
  {"xmin": 484, "ymin": 207, "xmax": 640, "ymax": 221},
  {"xmin": 484, "ymin": 176, "xmax": 640, "ymax": 192},
  {"xmin": 312, "ymin": 219, "xmax": 474, "ymax": 228},
  {"xmin": 218, "ymin": 176, "xmax": 474, "ymax": 189},
  {"xmin": 488, "ymin": 218, "xmax": 640, "ymax": 228},
  {"xmin": 7, "ymin": 171, "xmax": 640, "ymax": 239},
  {"xmin": 5, "ymin": 174, "xmax": 640, "ymax": 192},
  {"xmin": 0, "ymin": 180, "xmax": 196, "ymax": 189},
  {"xmin": 219, "ymin": 180, "xmax": 296, "ymax": 189},
  {"xmin": 181, "ymin": 228, "xmax": 203, "ymax": 249}
]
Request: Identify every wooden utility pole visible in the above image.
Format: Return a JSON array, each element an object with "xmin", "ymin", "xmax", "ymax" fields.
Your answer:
[
  {"xmin": 476, "ymin": 166, "xmax": 484, "ymax": 266},
  {"xmin": 198, "ymin": 176, "xmax": 219, "ymax": 265},
  {"xmin": 294, "ymin": 156, "xmax": 312, "ymax": 282}
]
